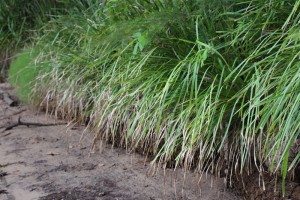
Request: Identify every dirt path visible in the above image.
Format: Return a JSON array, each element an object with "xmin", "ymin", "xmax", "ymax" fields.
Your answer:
[{"xmin": 0, "ymin": 83, "xmax": 240, "ymax": 200}]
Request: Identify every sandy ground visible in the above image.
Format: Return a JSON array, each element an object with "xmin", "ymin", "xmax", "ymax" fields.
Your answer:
[{"xmin": 0, "ymin": 83, "xmax": 240, "ymax": 200}]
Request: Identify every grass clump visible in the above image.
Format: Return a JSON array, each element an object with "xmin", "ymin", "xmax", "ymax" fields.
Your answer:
[
  {"xmin": 0, "ymin": 0, "xmax": 69, "ymax": 51},
  {"xmin": 8, "ymin": 47, "xmax": 49, "ymax": 103},
  {"xmin": 0, "ymin": 0, "xmax": 83, "ymax": 81},
  {"xmin": 29, "ymin": 0, "xmax": 300, "ymax": 192}
]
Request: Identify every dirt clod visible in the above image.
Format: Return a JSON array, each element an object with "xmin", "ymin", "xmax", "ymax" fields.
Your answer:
[{"xmin": 0, "ymin": 171, "xmax": 8, "ymax": 177}]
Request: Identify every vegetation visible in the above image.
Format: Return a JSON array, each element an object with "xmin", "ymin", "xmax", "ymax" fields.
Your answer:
[
  {"xmin": 2, "ymin": 0, "xmax": 300, "ymax": 194},
  {"xmin": 8, "ymin": 47, "xmax": 48, "ymax": 103},
  {"xmin": 0, "ymin": 0, "xmax": 76, "ymax": 80}
]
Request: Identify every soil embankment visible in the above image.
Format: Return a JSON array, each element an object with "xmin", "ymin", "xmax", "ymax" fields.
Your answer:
[{"xmin": 0, "ymin": 83, "xmax": 239, "ymax": 200}]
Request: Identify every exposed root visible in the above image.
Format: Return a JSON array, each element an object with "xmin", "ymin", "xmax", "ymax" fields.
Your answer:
[{"xmin": 1, "ymin": 116, "xmax": 66, "ymax": 132}]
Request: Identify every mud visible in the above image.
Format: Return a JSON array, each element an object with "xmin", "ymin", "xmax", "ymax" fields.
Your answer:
[
  {"xmin": 0, "ymin": 82, "xmax": 240, "ymax": 200},
  {"xmin": 233, "ymin": 172, "xmax": 300, "ymax": 200}
]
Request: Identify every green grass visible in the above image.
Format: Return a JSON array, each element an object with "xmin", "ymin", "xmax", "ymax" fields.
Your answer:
[
  {"xmin": 0, "ymin": 0, "xmax": 82, "ymax": 80},
  {"xmin": 0, "ymin": 0, "xmax": 65, "ymax": 52},
  {"xmin": 8, "ymin": 0, "xmax": 300, "ymax": 194},
  {"xmin": 8, "ymin": 47, "xmax": 47, "ymax": 103}
]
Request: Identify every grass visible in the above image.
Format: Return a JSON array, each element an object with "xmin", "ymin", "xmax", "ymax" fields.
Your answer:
[
  {"xmin": 8, "ymin": 47, "xmax": 48, "ymax": 103},
  {"xmin": 5, "ymin": 0, "xmax": 300, "ymax": 194},
  {"xmin": 0, "ymin": 0, "xmax": 65, "ymax": 51},
  {"xmin": 0, "ymin": 0, "xmax": 78, "ymax": 80}
]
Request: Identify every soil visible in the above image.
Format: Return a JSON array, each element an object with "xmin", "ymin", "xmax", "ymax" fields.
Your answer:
[
  {"xmin": 0, "ymin": 82, "xmax": 240, "ymax": 200},
  {"xmin": 233, "ymin": 172, "xmax": 300, "ymax": 200}
]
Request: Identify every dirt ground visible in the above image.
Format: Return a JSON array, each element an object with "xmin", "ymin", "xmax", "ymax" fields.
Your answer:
[
  {"xmin": 233, "ymin": 172, "xmax": 300, "ymax": 200},
  {"xmin": 0, "ymin": 82, "xmax": 240, "ymax": 200}
]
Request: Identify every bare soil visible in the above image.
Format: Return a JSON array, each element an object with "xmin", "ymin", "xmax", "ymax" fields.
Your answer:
[
  {"xmin": 0, "ymin": 82, "xmax": 240, "ymax": 200},
  {"xmin": 233, "ymin": 172, "xmax": 300, "ymax": 200}
]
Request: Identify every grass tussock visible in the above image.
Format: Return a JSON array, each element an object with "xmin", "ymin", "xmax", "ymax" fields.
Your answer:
[
  {"xmin": 0, "ymin": 0, "xmax": 81, "ymax": 80},
  {"xmin": 8, "ymin": 47, "xmax": 50, "ymax": 103},
  {"xmin": 18, "ymin": 0, "xmax": 300, "ymax": 192}
]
